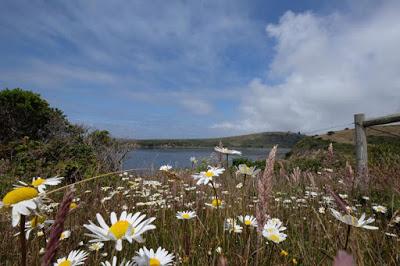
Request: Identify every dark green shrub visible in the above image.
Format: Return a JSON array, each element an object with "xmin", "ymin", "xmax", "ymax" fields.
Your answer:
[
  {"xmin": 0, "ymin": 88, "xmax": 67, "ymax": 142},
  {"xmin": 232, "ymin": 157, "xmax": 265, "ymax": 170}
]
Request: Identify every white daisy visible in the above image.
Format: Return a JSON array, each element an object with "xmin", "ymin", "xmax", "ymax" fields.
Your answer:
[
  {"xmin": 214, "ymin": 146, "xmax": 242, "ymax": 155},
  {"xmin": 159, "ymin": 165, "xmax": 172, "ymax": 172},
  {"xmin": 84, "ymin": 211, "xmax": 156, "ymax": 251},
  {"xmin": 0, "ymin": 187, "xmax": 41, "ymax": 227},
  {"xmin": 264, "ymin": 218, "xmax": 287, "ymax": 231},
  {"xmin": 60, "ymin": 230, "xmax": 71, "ymax": 240},
  {"xmin": 189, "ymin": 157, "xmax": 198, "ymax": 164},
  {"xmin": 89, "ymin": 242, "xmax": 104, "ymax": 252},
  {"xmin": 224, "ymin": 218, "xmax": 243, "ymax": 233},
  {"xmin": 176, "ymin": 211, "xmax": 197, "ymax": 220},
  {"xmin": 236, "ymin": 183, "xmax": 243, "ymax": 189},
  {"xmin": 205, "ymin": 198, "xmax": 225, "ymax": 209},
  {"xmin": 15, "ymin": 176, "xmax": 63, "ymax": 193},
  {"xmin": 262, "ymin": 218, "xmax": 287, "ymax": 243},
  {"xmin": 238, "ymin": 215, "xmax": 258, "ymax": 227},
  {"xmin": 23, "ymin": 215, "xmax": 53, "ymax": 240},
  {"xmin": 101, "ymin": 256, "xmax": 134, "ymax": 266},
  {"xmin": 192, "ymin": 166, "xmax": 225, "ymax": 186},
  {"xmin": 236, "ymin": 164, "xmax": 261, "ymax": 177},
  {"xmin": 372, "ymin": 205, "xmax": 387, "ymax": 214},
  {"xmin": 262, "ymin": 227, "xmax": 287, "ymax": 243},
  {"xmin": 338, "ymin": 194, "xmax": 348, "ymax": 199},
  {"xmin": 30, "ymin": 176, "xmax": 63, "ymax": 193},
  {"xmin": 385, "ymin": 232, "xmax": 397, "ymax": 237},
  {"xmin": 215, "ymin": 247, "xmax": 223, "ymax": 254},
  {"xmin": 132, "ymin": 246, "xmax": 174, "ymax": 266},
  {"xmin": 53, "ymin": 250, "xmax": 88, "ymax": 266},
  {"xmin": 330, "ymin": 209, "xmax": 378, "ymax": 230}
]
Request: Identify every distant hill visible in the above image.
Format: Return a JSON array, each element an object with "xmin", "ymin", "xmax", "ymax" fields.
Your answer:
[
  {"xmin": 132, "ymin": 132, "xmax": 304, "ymax": 149},
  {"xmin": 289, "ymin": 124, "xmax": 400, "ymax": 161},
  {"xmin": 316, "ymin": 124, "xmax": 400, "ymax": 144}
]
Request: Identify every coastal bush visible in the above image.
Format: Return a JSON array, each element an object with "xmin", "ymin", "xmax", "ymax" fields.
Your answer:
[
  {"xmin": 232, "ymin": 157, "xmax": 265, "ymax": 170},
  {"xmin": 0, "ymin": 89, "xmax": 132, "ymax": 189},
  {"xmin": 0, "ymin": 88, "xmax": 68, "ymax": 142}
]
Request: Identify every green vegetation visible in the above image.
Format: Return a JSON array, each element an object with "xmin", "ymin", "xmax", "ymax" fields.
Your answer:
[
  {"xmin": 0, "ymin": 88, "xmax": 66, "ymax": 142},
  {"xmin": 0, "ymin": 89, "xmax": 131, "ymax": 193},
  {"xmin": 1, "ymin": 89, "xmax": 400, "ymax": 265},
  {"xmin": 288, "ymin": 132, "xmax": 400, "ymax": 171},
  {"xmin": 232, "ymin": 157, "xmax": 266, "ymax": 170},
  {"xmin": 134, "ymin": 131, "xmax": 304, "ymax": 149}
]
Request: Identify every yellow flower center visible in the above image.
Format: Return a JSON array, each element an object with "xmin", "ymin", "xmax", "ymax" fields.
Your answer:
[
  {"xmin": 69, "ymin": 202, "xmax": 78, "ymax": 210},
  {"xmin": 280, "ymin": 250, "xmax": 289, "ymax": 256},
  {"xmin": 205, "ymin": 171, "xmax": 214, "ymax": 178},
  {"xmin": 269, "ymin": 233, "xmax": 280, "ymax": 243},
  {"xmin": 149, "ymin": 258, "xmax": 161, "ymax": 266},
  {"xmin": 58, "ymin": 260, "xmax": 71, "ymax": 266},
  {"xmin": 245, "ymin": 220, "xmax": 251, "ymax": 225},
  {"xmin": 211, "ymin": 199, "xmax": 222, "ymax": 207},
  {"xmin": 109, "ymin": 220, "xmax": 129, "ymax": 239},
  {"xmin": 350, "ymin": 216, "xmax": 358, "ymax": 226},
  {"xmin": 182, "ymin": 213, "xmax": 191, "ymax": 219},
  {"xmin": 32, "ymin": 178, "xmax": 45, "ymax": 187},
  {"xmin": 2, "ymin": 187, "xmax": 38, "ymax": 205},
  {"xmin": 30, "ymin": 215, "xmax": 45, "ymax": 227},
  {"xmin": 60, "ymin": 231, "xmax": 70, "ymax": 240}
]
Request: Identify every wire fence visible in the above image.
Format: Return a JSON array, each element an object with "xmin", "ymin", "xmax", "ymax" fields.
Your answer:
[
  {"xmin": 367, "ymin": 126, "xmax": 400, "ymax": 138},
  {"xmin": 303, "ymin": 122, "xmax": 354, "ymax": 135}
]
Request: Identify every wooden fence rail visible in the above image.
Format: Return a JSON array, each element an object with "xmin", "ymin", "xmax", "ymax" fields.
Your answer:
[{"xmin": 354, "ymin": 112, "xmax": 400, "ymax": 186}]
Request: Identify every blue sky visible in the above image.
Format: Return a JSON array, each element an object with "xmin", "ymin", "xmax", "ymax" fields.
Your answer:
[{"xmin": 1, "ymin": 0, "xmax": 400, "ymax": 138}]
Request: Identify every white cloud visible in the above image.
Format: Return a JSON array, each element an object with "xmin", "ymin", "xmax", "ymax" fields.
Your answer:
[
  {"xmin": 219, "ymin": 1, "xmax": 400, "ymax": 134},
  {"xmin": 0, "ymin": 1, "xmax": 266, "ymax": 128}
]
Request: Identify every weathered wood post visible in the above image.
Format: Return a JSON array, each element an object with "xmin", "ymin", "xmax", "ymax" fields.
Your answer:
[
  {"xmin": 354, "ymin": 113, "xmax": 368, "ymax": 183},
  {"xmin": 353, "ymin": 112, "xmax": 400, "ymax": 188}
]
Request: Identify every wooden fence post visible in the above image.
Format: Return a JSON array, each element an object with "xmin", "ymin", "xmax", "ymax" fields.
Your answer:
[{"xmin": 354, "ymin": 113, "xmax": 368, "ymax": 184}]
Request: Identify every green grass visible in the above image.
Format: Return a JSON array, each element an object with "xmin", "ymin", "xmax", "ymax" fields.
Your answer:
[{"xmin": 0, "ymin": 154, "xmax": 399, "ymax": 265}]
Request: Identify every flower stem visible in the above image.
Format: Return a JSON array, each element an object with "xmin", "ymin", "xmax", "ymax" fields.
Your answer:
[
  {"xmin": 20, "ymin": 215, "xmax": 27, "ymax": 266},
  {"xmin": 210, "ymin": 180, "xmax": 220, "ymax": 238},
  {"xmin": 242, "ymin": 174, "xmax": 247, "ymax": 213},
  {"xmin": 267, "ymin": 243, "xmax": 276, "ymax": 265},
  {"xmin": 184, "ymin": 220, "xmax": 190, "ymax": 256},
  {"xmin": 344, "ymin": 225, "xmax": 351, "ymax": 250},
  {"xmin": 210, "ymin": 181, "xmax": 219, "ymax": 209}
]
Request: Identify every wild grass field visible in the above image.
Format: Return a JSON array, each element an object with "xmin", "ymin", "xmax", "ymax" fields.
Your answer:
[{"xmin": 1, "ymin": 144, "xmax": 399, "ymax": 265}]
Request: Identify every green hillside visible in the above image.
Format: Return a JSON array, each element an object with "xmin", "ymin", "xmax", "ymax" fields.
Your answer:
[{"xmin": 132, "ymin": 131, "xmax": 304, "ymax": 149}]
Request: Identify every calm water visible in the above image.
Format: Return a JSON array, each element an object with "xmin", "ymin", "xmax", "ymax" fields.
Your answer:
[{"xmin": 123, "ymin": 147, "xmax": 290, "ymax": 170}]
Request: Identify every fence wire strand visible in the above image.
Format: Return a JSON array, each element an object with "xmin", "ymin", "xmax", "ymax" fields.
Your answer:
[{"xmin": 367, "ymin": 126, "xmax": 400, "ymax": 138}]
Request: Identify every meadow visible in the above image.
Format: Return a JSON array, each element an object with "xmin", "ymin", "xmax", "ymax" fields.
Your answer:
[{"xmin": 0, "ymin": 144, "xmax": 399, "ymax": 265}]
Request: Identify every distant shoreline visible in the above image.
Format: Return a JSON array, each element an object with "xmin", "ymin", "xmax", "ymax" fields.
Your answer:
[
  {"xmin": 123, "ymin": 131, "xmax": 304, "ymax": 150},
  {"xmin": 131, "ymin": 146, "xmax": 291, "ymax": 151}
]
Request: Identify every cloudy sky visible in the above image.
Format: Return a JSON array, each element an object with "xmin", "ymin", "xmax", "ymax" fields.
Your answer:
[{"xmin": 1, "ymin": 0, "xmax": 399, "ymax": 138}]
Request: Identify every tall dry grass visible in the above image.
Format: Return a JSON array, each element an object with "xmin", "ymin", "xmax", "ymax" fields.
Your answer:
[{"xmin": 0, "ymin": 147, "xmax": 399, "ymax": 265}]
